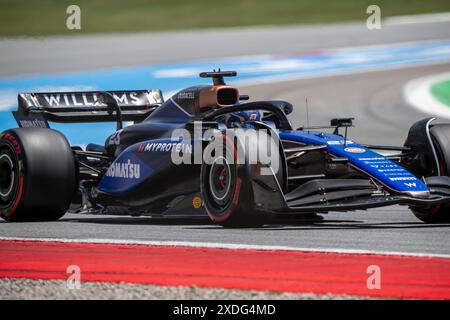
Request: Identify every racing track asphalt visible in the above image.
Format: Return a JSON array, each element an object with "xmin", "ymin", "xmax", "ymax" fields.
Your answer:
[{"xmin": 1, "ymin": 20, "xmax": 450, "ymax": 256}]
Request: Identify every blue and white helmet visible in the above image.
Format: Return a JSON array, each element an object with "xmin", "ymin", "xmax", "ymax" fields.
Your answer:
[{"xmin": 222, "ymin": 110, "xmax": 261, "ymax": 126}]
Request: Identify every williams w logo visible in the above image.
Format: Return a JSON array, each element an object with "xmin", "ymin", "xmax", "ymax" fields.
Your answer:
[{"xmin": 404, "ymin": 182, "xmax": 417, "ymax": 188}]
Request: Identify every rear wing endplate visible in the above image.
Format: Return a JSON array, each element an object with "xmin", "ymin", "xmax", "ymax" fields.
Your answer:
[{"xmin": 13, "ymin": 90, "xmax": 164, "ymax": 128}]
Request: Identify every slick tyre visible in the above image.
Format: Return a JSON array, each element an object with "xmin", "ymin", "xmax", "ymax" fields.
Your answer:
[
  {"xmin": 0, "ymin": 128, "xmax": 77, "ymax": 222},
  {"xmin": 412, "ymin": 203, "xmax": 450, "ymax": 223},
  {"xmin": 411, "ymin": 123, "xmax": 450, "ymax": 223},
  {"xmin": 201, "ymin": 133, "xmax": 281, "ymax": 228}
]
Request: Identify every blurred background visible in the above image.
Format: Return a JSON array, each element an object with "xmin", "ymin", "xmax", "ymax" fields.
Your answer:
[{"xmin": 1, "ymin": 0, "xmax": 449, "ymax": 36}]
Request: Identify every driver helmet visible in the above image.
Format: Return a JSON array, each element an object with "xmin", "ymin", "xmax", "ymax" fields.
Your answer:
[{"xmin": 222, "ymin": 110, "xmax": 261, "ymax": 127}]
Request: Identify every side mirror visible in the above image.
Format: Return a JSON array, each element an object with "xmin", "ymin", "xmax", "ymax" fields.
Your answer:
[
  {"xmin": 331, "ymin": 118, "xmax": 354, "ymax": 142},
  {"xmin": 331, "ymin": 118, "xmax": 354, "ymax": 127}
]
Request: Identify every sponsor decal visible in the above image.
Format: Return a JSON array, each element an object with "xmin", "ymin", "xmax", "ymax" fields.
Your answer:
[
  {"xmin": 108, "ymin": 130, "xmax": 122, "ymax": 146},
  {"xmin": 18, "ymin": 119, "xmax": 48, "ymax": 128},
  {"xmin": 192, "ymin": 196, "xmax": 202, "ymax": 209},
  {"xmin": 12, "ymin": 112, "xmax": 49, "ymax": 128},
  {"xmin": 404, "ymin": 182, "xmax": 417, "ymax": 188},
  {"xmin": 364, "ymin": 161, "xmax": 395, "ymax": 165},
  {"xmin": 138, "ymin": 142, "xmax": 192, "ymax": 154},
  {"xmin": 105, "ymin": 159, "xmax": 140, "ymax": 179},
  {"xmin": 384, "ymin": 172, "xmax": 411, "ymax": 176},
  {"xmin": 377, "ymin": 169, "xmax": 405, "ymax": 172},
  {"xmin": 389, "ymin": 177, "xmax": 417, "ymax": 181},
  {"xmin": 177, "ymin": 91, "xmax": 196, "ymax": 100},
  {"xmin": 98, "ymin": 154, "xmax": 152, "ymax": 195},
  {"xmin": 23, "ymin": 90, "xmax": 163, "ymax": 109},
  {"xmin": 371, "ymin": 164, "xmax": 398, "ymax": 169},
  {"xmin": 327, "ymin": 140, "xmax": 354, "ymax": 145},
  {"xmin": 344, "ymin": 147, "xmax": 366, "ymax": 154},
  {"xmin": 360, "ymin": 157, "xmax": 385, "ymax": 161}
]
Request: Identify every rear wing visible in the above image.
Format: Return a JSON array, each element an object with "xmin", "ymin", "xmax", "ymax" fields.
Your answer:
[{"xmin": 13, "ymin": 90, "xmax": 164, "ymax": 128}]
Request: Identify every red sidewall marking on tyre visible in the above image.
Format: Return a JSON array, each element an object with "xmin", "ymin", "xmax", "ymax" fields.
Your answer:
[
  {"xmin": 1, "ymin": 133, "xmax": 24, "ymax": 218},
  {"xmin": 4, "ymin": 175, "xmax": 23, "ymax": 217},
  {"xmin": 1, "ymin": 240, "xmax": 450, "ymax": 299}
]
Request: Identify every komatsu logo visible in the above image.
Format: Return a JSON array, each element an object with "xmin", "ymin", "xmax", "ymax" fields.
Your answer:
[{"xmin": 106, "ymin": 159, "xmax": 140, "ymax": 179}]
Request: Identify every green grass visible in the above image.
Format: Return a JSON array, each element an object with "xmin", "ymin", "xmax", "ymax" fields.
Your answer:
[
  {"xmin": 0, "ymin": 0, "xmax": 449, "ymax": 36},
  {"xmin": 431, "ymin": 80, "xmax": 450, "ymax": 107}
]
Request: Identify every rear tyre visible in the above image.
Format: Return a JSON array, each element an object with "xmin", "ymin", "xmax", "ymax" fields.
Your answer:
[
  {"xmin": 201, "ymin": 133, "xmax": 279, "ymax": 228},
  {"xmin": 0, "ymin": 128, "xmax": 77, "ymax": 222}
]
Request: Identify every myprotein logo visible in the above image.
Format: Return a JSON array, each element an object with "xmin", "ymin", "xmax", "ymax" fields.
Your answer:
[
  {"xmin": 138, "ymin": 142, "xmax": 193, "ymax": 154},
  {"xmin": 106, "ymin": 159, "xmax": 141, "ymax": 179}
]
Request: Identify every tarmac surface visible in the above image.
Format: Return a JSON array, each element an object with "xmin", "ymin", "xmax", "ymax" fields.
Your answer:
[{"xmin": 1, "ymin": 20, "xmax": 450, "ymax": 78}]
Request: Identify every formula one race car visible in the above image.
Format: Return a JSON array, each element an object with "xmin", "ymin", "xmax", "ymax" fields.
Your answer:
[{"xmin": 1, "ymin": 70, "xmax": 450, "ymax": 227}]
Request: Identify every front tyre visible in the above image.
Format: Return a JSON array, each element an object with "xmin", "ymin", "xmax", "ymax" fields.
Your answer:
[
  {"xmin": 410, "ymin": 123, "xmax": 450, "ymax": 223},
  {"xmin": 0, "ymin": 128, "xmax": 77, "ymax": 222},
  {"xmin": 411, "ymin": 203, "xmax": 450, "ymax": 223},
  {"xmin": 201, "ymin": 134, "xmax": 272, "ymax": 228}
]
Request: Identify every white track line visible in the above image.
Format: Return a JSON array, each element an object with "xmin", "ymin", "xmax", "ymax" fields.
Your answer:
[
  {"xmin": 404, "ymin": 72, "xmax": 450, "ymax": 119},
  {"xmin": 385, "ymin": 12, "xmax": 450, "ymax": 25},
  {"xmin": 1, "ymin": 236, "xmax": 449, "ymax": 259}
]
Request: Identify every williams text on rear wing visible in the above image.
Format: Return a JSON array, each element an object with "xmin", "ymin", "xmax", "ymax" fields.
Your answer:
[{"xmin": 13, "ymin": 90, "xmax": 164, "ymax": 128}]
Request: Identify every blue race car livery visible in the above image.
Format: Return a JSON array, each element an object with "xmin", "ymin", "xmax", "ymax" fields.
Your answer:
[{"xmin": 1, "ymin": 70, "xmax": 449, "ymax": 227}]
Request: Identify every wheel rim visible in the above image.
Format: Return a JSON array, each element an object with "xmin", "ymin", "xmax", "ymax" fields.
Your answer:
[
  {"xmin": 0, "ymin": 153, "xmax": 15, "ymax": 198},
  {"xmin": 209, "ymin": 156, "xmax": 232, "ymax": 203}
]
